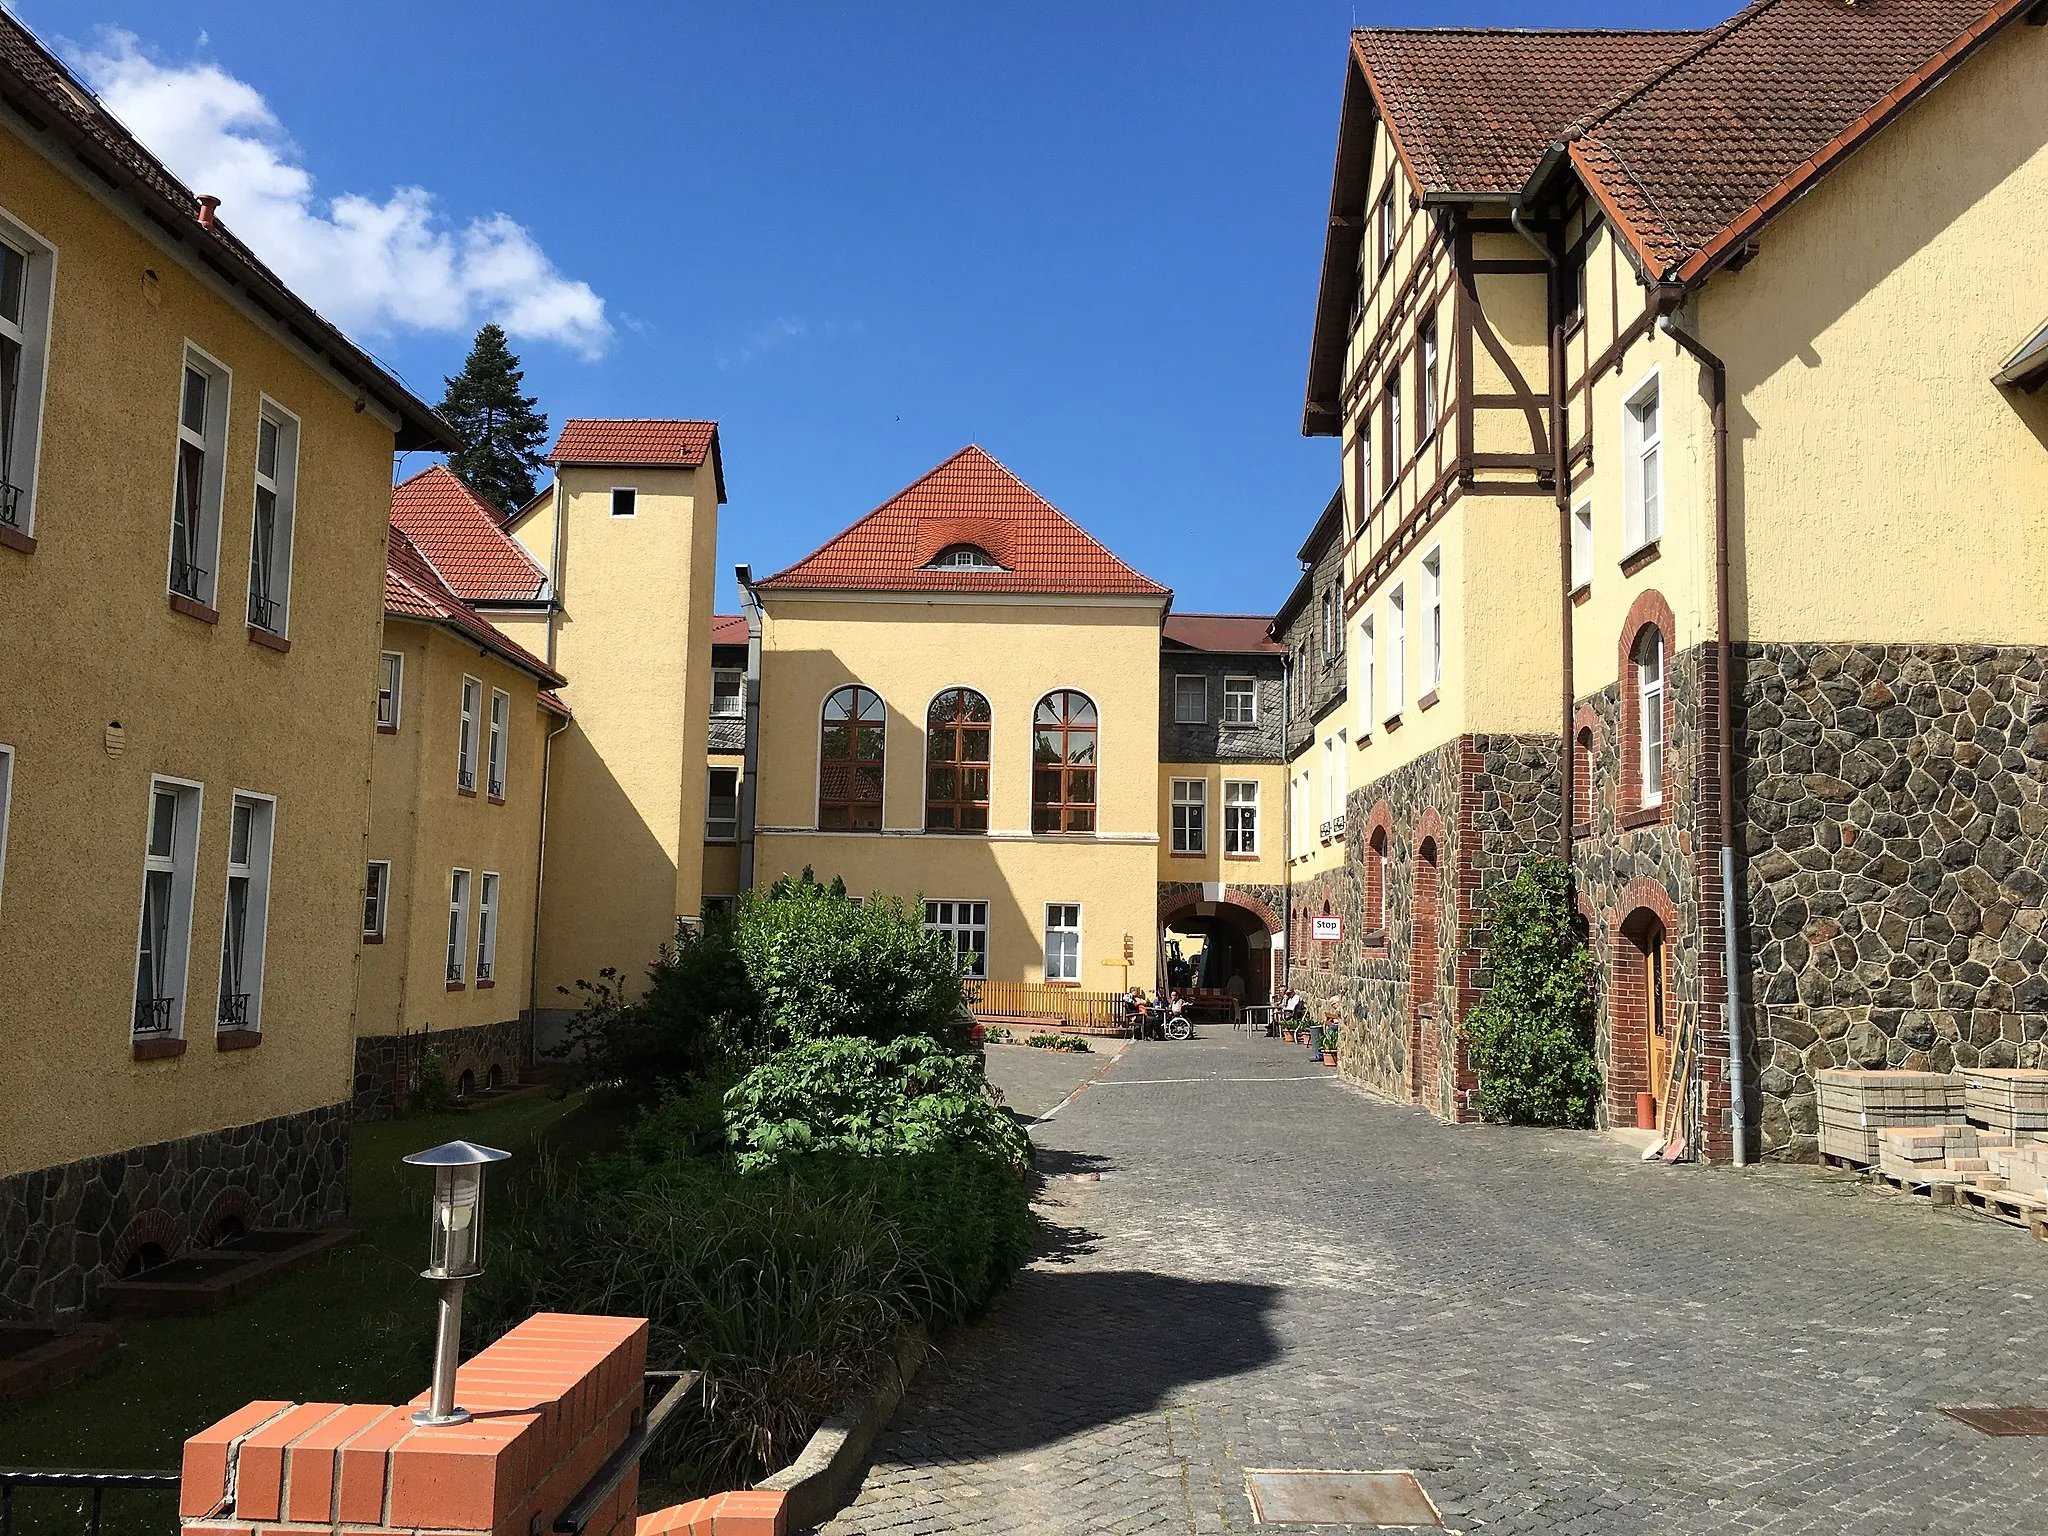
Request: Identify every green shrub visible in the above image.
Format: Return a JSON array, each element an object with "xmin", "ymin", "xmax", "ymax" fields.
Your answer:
[
  {"xmin": 1025, "ymin": 1033, "xmax": 1090, "ymax": 1053},
  {"xmin": 412, "ymin": 1046, "xmax": 455, "ymax": 1115},
  {"xmin": 721, "ymin": 1036, "xmax": 1027, "ymax": 1175},
  {"xmin": 1461, "ymin": 858, "xmax": 1603, "ymax": 1126}
]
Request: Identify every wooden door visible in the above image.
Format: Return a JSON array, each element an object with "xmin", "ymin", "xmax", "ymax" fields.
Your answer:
[{"xmin": 1645, "ymin": 922, "xmax": 1670, "ymax": 1106}]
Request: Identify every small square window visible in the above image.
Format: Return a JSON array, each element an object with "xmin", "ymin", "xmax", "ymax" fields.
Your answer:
[{"xmin": 611, "ymin": 487, "xmax": 637, "ymax": 518}]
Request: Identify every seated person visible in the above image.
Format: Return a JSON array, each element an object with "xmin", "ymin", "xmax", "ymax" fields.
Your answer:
[{"xmin": 1280, "ymin": 987, "xmax": 1309, "ymax": 1021}]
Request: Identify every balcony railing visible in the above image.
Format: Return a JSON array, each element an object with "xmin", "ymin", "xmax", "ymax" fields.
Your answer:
[
  {"xmin": 1320, "ymin": 819, "xmax": 1333, "ymax": 844},
  {"xmin": 458, "ymin": 766, "xmax": 477, "ymax": 792},
  {"xmin": 132, "ymin": 997, "xmax": 175, "ymax": 1036},
  {"xmin": 1333, "ymin": 812, "xmax": 1347, "ymax": 839},
  {"xmin": 447, "ymin": 961, "xmax": 464, "ymax": 984},
  {"xmin": 246, "ymin": 589, "xmax": 281, "ymax": 632},
  {"xmin": 217, "ymin": 991, "xmax": 250, "ymax": 1028},
  {"xmin": 488, "ymin": 775, "xmax": 505, "ymax": 798},
  {"xmin": 476, "ymin": 960, "xmax": 494, "ymax": 983},
  {"xmin": 0, "ymin": 479, "xmax": 22, "ymax": 529},
  {"xmin": 169, "ymin": 555, "xmax": 208, "ymax": 601}
]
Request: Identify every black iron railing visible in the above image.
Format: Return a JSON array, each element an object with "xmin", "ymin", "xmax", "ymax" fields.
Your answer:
[
  {"xmin": 169, "ymin": 556, "xmax": 208, "ymax": 601},
  {"xmin": 246, "ymin": 589, "xmax": 280, "ymax": 632},
  {"xmin": 553, "ymin": 1371, "xmax": 701, "ymax": 1534},
  {"xmin": 0, "ymin": 481, "xmax": 22, "ymax": 529},
  {"xmin": 446, "ymin": 961, "xmax": 463, "ymax": 984},
  {"xmin": 488, "ymin": 775, "xmax": 505, "ymax": 798},
  {"xmin": 476, "ymin": 960, "xmax": 493, "ymax": 983},
  {"xmin": 0, "ymin": 1469, "xmax": 179, "ymax": 1536},
  {"xmin": 458, "ymin": 766, "xmax": 476, "ymax": 792},
  {"xmin": 132, "ymin": 997, "xmax": 174, "ymax": 1036},
  {"xmin": 217, "ymin": 992, "xmax": 250, "ymax": 1028}
]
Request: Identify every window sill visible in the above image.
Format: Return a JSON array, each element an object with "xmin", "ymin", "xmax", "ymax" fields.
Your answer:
[
  {"xmin": 168, "ymin": 593, "xmax": 219, "ymax": 625},
  {"xmin": 1383, "ymin": 712, "xmax": 1403, "ymax": 732},
  {"xmin": 488, "ymin": 793, "xmax": 506, "ymax": 806},
  {"xmin": 705, "ymin": 836, "xmax": 738, "ymax": 846},
  {"xmin": 362, "ymin": 933, "xmax": 385, "ymax": 945},
  {"xmin": 0, "ymin": 525, "xmax": 34, "ymax": 555},
  {"xmin": 1224, "ymin": 852, "xmax": 1260, "ymax": 862},
  {"xmin": 216, "ymin": 1029, "xmax": 262, "ymax": 1052},
  {"xmin": 457, "ymin": 786, "xmax": 478, "ymax": 800},
  {"xmin": 1354, "ymin": 734, "xmax": 1371, "ymax": 749},
  {"xmin": 477, "ymin": 979, "xmax": 495, "ymax": 991},
  {"xmin": 133, "ymin": 1037, "xmax": 186, "ymax": 1062},
  {"xmin": 446, "ymin": 981, "xmax": 466, "ymax": 992},
  {"xmin": 247, "ymin": 626, "xmax": 290, "ymax": 654},
  {"xmin": 377, "ymin": 724, "xmax": 399, "ymax": 736},
  {"xmin": 1620, "ymin": 803, "xmax": 1666, "ymax": 830},
  {"xmin": 1620, "ymin": 539, "xmax": 1661, "ymax": 577},
  {"xmin": 1169, "ymin": 850, "xmax": 1207, "ymax": 860},
  {"xmin": 1418, "ymin": 689, "xmax": 1440, "ymax": 712},
  {"xmin": 1570, "ymin": 582, "xmax": 1591, "ymax": 607},
  {"xmin": 1173, "ymin": 717, "xmax": 1207, "ymax": 727},
  {"xmin": 1042, "ymin": 979, "xmax": 1080, "ymax": 990}
]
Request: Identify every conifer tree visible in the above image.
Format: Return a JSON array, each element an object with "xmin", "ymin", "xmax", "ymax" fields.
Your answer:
[{"xmin": 438, "ymin": 324, "xmax": 549, "ymax": 517}]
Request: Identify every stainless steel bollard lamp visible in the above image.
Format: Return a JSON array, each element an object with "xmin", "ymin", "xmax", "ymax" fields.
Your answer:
[{"xmin": 403, "ymin": 1139, "xmax": 511, "ymax": 1427}]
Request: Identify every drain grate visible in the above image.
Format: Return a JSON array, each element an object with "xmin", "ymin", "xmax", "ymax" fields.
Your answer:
[
  {"xmin": 1244, "ymin": 1469, "xmax": 1443, "ymax": 1527},
  {"xmin": 1942, "ymin": 1406, "xmax": 2048, "ymax": 1436}
]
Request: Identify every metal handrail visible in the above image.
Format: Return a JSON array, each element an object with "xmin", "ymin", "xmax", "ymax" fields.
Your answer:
[
  {"xmin": 246, "ymin": 590, "xmax": 280, "ymax": 631},
  {"xmin": 458, "ymin": 766, "xmax": 477, "ymax": 792},
  {"xmin": 218, "ymin": 992, "xmax": 250, "ymax": 1028},
  {"xmin": 169, "ymin": 557, "xmax": 208, "ymax": 600},
  {"xmin": 132, "ymin": 997, "xmax": 174, "ymax": 1035},
  {"xmin": 0, "ymin": 1469, "xmax": 180, "ymax": 1536},
  {"xmin": 553, "ymin": 1371, "xmax": 701, "ymax": 1534}
]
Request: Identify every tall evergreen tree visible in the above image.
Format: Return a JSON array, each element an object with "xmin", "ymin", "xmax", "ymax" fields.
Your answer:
[{"xmin": 438, "ymin": 324, "xmax": 549, "ymax": 517}]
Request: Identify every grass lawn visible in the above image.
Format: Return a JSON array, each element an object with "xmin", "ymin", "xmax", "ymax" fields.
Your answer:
[{"xmin": 0, "ymin": 1087, "xmax": 621, "ymax": 1530}]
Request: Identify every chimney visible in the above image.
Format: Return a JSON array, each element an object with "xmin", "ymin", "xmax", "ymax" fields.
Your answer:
[{"xmin": 196, "ymin": 195, "xmax": 220, "ymax": 230}]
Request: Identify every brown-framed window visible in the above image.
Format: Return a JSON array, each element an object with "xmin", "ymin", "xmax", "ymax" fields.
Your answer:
[
  {"xmin": 1383, "ymin": 372, "xmax": 1402, "ymax": 489},
  {"xmin": 1032, "ymin": 689, "xmax": 1097, "ymax": 834},
  {"xmin": 819, "ymin": 684, "xmax": 886, "ymax": 830},
  {"xmin": 926, "ymin": 687, "xmax": 991, "ymax": 832},
  {"xmin": 1417, "ymin": 318, "xmax": 1438, "ymax": 442}
]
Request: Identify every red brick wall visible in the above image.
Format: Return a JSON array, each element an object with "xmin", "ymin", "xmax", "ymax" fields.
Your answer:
[
  {"xmin": 1617, "ymin": 589, "xmax": 1677, "ymax": 823},
  {"xmin": 1607, "ymin": 878, "xmax": 1677, "ymax": 1125},
  {"xmin": 1409, "ymin": 826, "xmax": 1442, "ymax": 1104}
]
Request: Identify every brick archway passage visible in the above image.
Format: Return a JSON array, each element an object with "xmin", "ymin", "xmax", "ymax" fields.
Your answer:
[
  {"xmin": 1408, "ymin": 827, "xmax": 1443, "ymax": 1105},
  {"xmin": 1609, "ymin": 878, "xmax": 1680, "ymax": 1125}
]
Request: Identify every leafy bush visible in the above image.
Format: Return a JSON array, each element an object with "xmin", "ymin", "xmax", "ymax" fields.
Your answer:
[
  {"xmin": 469, "ymin": 1150, "xmax": 1032, "ymax": 1491},
  {"xmin": 1461, "ymin": 858, "xmax": 1603, "ymax": 1126},
  {"xmin": 720, "ymin": 1036, "xmax": 1028, "ymax": 1174},
  {"xmin": 412, "ymin": 1046, "xmax": 455, "ymax": 1115},
  {"xmin": 1025, "ymin": 1033, "xmax": 1090, "ymax": 1053}
]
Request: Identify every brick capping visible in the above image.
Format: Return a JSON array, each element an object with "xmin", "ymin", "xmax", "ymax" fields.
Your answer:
[
  {"xmin": 216, "ymin": 1029, "xmax": 262, "ymax": 1052},
  {"xmin": 169, "ymin": 593, "xmax": 220, "ymax": 625},
  {"xmin": 134, "ymin": 1037, "xmax": 187, "ymax": 1061},
  {"xmin": 1620, "ymin": 804, "xmax": 1666, "ymax": 830},
  {"xmin": 1417, "ymin": 689, "xmax": 1440, "ymax": 711},
  {"xmin": 458, "ymin": 786, "xmax": 478, "ymax": 799},
  {"xmin": 0, "ymin": 525, "xmax": 34, "ymax": 554},
  {"xmin": 246, "ymin": 626, "xmax": 290, "ymax": 654},
  {"xmin": 1383, "ymin": 713, "xmax": 1403, "ymax": 731},
  {"xmin": 1619, "ymin": 539, "xmax": 1662, "ymax": 577}
]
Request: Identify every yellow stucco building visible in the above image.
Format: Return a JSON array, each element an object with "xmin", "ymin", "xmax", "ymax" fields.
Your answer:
[{"xmin": 0, "ymin": 16, "xmax": 451, "ymax": 1317}]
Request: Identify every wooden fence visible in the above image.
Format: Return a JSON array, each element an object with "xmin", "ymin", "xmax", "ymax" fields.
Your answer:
[{"xmin": 971, "ymin": 980, "xmax": 1127, "ymax": 1029}]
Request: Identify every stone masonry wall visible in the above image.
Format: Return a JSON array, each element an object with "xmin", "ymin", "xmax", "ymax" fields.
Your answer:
[
  {"xmin": 1739, "ymin": 642, "xmax": 2048, "ymax": 1161},
  {"xmin": 352, "ymin": 1017, "xmax": 529, "ymax": 1120},
  {"xmin": 1, "ymin": 1102, "xmax": 351, "ymax": 1322}
]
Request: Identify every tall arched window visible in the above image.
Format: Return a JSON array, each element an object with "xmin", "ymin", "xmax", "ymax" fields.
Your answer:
[
  {"xmin": 1366, "ymin": 825, "xmax": 1388, "ymax": 937},
  {"xmin": 926, "ymin": 688, "xmax": 991, "ymax": 832},
  {"xmin": 1635, "ymin": 630, "xmax": 1665, "ymax": 809},
  {"xmin": 1032, "ymin": 690, "xmax": 1097, "ymax": 834},
  {"xmin": 819, "ymin": 685, "xmax": 886, "ymax": 830}
]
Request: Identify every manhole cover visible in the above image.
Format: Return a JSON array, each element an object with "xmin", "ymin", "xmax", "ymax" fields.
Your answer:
[
  {"xmin": 1244, "ymin": 1469, "xmax": 1443, "ymax": 1527},
  {"xmin": 1942, "ymin": 1406, "xmax": 2048, "ymax": 1436}
]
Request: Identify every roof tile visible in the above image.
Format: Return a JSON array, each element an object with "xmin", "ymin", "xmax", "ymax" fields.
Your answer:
[
  {"xmin": 1163, "ymin": 614, "xmax": 1285, "ymax": 654},
  {"xmin": 756, "ymin": 446, "xmax": 1169, "ymax": 599},
  {"xmin": 549, "ymin": 420, "xmax": 718, "ymax": 467},
  {"xmin": 391, "ymin": 466, "xmax": 550, "ymax": 605},
  {"xmin": 385, "ymin": 529, "xmax": 564, "ymax": 687}
]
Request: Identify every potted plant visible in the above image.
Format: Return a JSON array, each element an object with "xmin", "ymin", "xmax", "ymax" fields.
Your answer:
[{"xmin": 1320, "ymin": 1025, "xmax": 1339, "ymax": 1067}]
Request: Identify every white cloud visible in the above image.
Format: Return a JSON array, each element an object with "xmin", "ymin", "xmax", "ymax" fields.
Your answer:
[{"xmin": 69, "ymin": 29, "xmax": 611, "ymax": 358}]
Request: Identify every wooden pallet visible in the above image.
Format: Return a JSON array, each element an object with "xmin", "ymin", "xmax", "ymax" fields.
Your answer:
[
  {"xmin": 1821, "ymin": 1152, "xmax": 1868, "ymax": 1172},
  {"xmin": 1954, "ymin": 1183, "xmax": 2048, "ymax": 1230},
  {"xmin": 1872, "ymin": 1168, "xmax": 1962, "ymax": 1204}
]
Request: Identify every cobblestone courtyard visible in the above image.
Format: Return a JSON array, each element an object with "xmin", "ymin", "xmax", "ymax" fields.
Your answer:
[{"xmin": 822, "ymin": 1032, "xmax": 2048, "ymax": 1534}]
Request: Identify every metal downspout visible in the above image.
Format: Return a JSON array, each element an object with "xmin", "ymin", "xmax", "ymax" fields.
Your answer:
[
  {"xmin": 528, "ymin": 707, "xmax": 573, "ymax": 1023},
  {"xmin": 1660, "ymin": 307, "xmax": 1748, "ymax": 1168},
  {"xmin": 1280, "ymin": 646, "xmax": 1294, "ymax": 988},
  {"xmin": 735, "ymin": 565, "xmax": 764, "ymax": 894}
]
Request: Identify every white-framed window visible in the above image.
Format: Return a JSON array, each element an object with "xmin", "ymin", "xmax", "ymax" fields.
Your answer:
[
  {"xmin": 0, "ymin": 209, "xmax": 56, "ymax": 537},
  {"xmin": 1637, "ymin": 630, "xmax": 1666, "ymax": 807},
  {"xmin": 1571, "ymin": 501, "xmax": 1594, "ymax": 592},
  {"xmin": 363, "ymin": 859, "xmax": 390, "ymax": 939},
  {"xmin": 1171, "ymin": 778, "xmax": 1207, "ymax": 855},
  {"xmin": 487, "ymin": 688, "xmax": 510, "ymax": 798},
  {"xmin": 1359, "ymin": 614, "xmax": 1376, "ymax": 736},
  {"xmin": 1384, "ymin": 372, "xmax": 1403, "ymax": 484},
  {"xmin": 446, "ymin": 868, "xmax": 471, "ymax": 983},
  {"xmin": 169, "ymin": 345, "xmax": 230, "ymax": 607},
  {"xmin": 712, "ymin": 667, "xmax": 745, "ymax": 718},
  {"xmin": 1387, "ymin": 585, "xmax": 1406, "ymax": 715},
  {"xmin": 1320, "ymin": 590, "xmax": 1334, "ymax": 662},
  {"xmin": 457, "ymin": 676, "xmax": 481, "ymax": 792},
  {"xmin": 476, "ymin": 871, "xmax": 499, "ymax": 983},
  {"xmin": 611, "ymin": 487, "xmax": 637, "ymax": 518},
  {"xmin": 1323, "ymin": 738, "xmax": 1337, "ymax": 826},
  {"xmin": 1422, "ymin": 546, "xmax": 1443, "ymax": 693},
  {"xmin": 706, "ymin": 766, "xmax": 739, "ymax": 842},
  {"xmin": 1333, "ymin": 730, "xmax": 1349, "ymax": 828},
  {"xmin": 1376, "ymin": 184, "xmax": 1396, "ymax": 272},
  {"xmin": 1222, "ymin": 676, "xmax": 1257, "ymax": 727},
  {"xmin": 134, "ymin": 777, "xmax": 203, "ymax": 1039},
  {"xmin": 924, "ymin": 898, "xmax": 988, "ymax": 980},
  {"xmin": 0, "ymin": 744, "xmax": 13, "ymax": 908},
  {"xmin": 216, "ymin": 792, "xmax": 275, "ymax": 1032},
  {"xmin": 1173, "ymin": 674, "xmax": 1207, "ymax": 724},
  {"xmin": 929, "ymin": 544, "xmax": 1002, "ymax": 570},
  {"xmin": 1418, "ymin": 318, "xmax": 1439, "ymax": 442},
  {"xmin": 1044, "ymin": 903, "xmax": 1082, "ymax": 983},
  {"xmin": 378, "ymin": 652, "xmax": 403, "ymax": 731},
  {"xmin": 245, "ymin": 401, "xmax": 299, "ymax": 635},
  {"xmin": 1224, "ymin": 778, "xmax": 1259, "ymax": 855},
  {"xmin": 1624, "ymin": 371, "xmax": 1662, "ymax": 552}
]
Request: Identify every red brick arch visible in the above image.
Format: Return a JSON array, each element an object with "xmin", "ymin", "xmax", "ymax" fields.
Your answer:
[
  {"xmin": 111, "ymin": 1209, "xmax": 185, "ymax": 1277},
  {"xmin": 1609, "ymin": 877, "xmax": 1681, "ymax": 1125},
  {"xmin": 1157, "ymin": 889, "xmax": 1280, "ymax": 935},
  {"xmin": 1360, "ymin": 801, "xmax": 1394, "ymax": 941},
  {"xmin": 1572, "ymin": 703, "xmax": 1601, "ymax": 834},
  {"xmin": 1617, "ymin": 588, "xmax": 1677, "ymax": 820},
  {"xmin": 1408, "ymin": 807, "xmax": 1449, "ymax": 1104},
  {"xmin": 195, "ymin": 1188, "xmax": 258, "ymax": 1247}
]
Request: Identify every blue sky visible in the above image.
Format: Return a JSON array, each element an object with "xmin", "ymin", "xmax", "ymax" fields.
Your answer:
[{"xmin": 24, "ymin": 1, "xmax": 1725, "ymax": 615}]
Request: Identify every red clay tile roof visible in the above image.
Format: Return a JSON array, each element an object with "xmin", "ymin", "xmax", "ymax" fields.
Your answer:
[
  {"xmin": 711, "ymin": 614, "xmax": 750, "ymax": 646},
  {"xmin": 1567, "ymin": 0, "xmax": 2030, "ymax": 283},
  {"xmin": 391, "ymin": 466, "xmax": 551, "ymax": 605},
  {"xmin": 1355, "ymin": 28, "xmax": 1702, "ymax": 198},
  {"xmin": 549, "ymin": 419, "xmax": 726, "ymax": 502},
  {"xmin": 1163, "ymin": 614, "xmax": 1285, "ymax": 655},
  {"xmin": 537, "ymin": 688, "xmax": 571, "ymax": 718},
  {"xmin": 0, "ymin": 13, "xmax": 452, "ymax": 450},
  {"xmin": 756, "ymin": 446, "xmax": 1170, "ymax": 599},
  {"xmin": 385, "ymin": 528, "xmax": 564, "ymax": 688}
]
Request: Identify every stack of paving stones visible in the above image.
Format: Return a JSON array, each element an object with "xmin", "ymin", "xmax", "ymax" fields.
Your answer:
[
  {"xmin": 1962, "ymin": 1067, "xmax": 2048, "ymax": 1140},
  {"xmin": 1816, "ymin": 1068, "xmax": 1962, "ymax": 1165}
]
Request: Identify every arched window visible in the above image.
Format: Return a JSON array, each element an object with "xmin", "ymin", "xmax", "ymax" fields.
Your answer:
[
  {"xmin": 1634, "ymin": 630, "xmax": 1665, "ymax": 808},
  {"xmin": 1031, "ymin": 690, "xmax": 1097, "ymax": 834},
  {"xmin": 928, "ymin": 545, "xmax": 1003, "ymax": 571},
  {"xmin": 926, "ymin": 688, "xmax": 991, "ymax": 832},
  {"xmin": 1366, "ymin": 826, "xmax": 1388, "ymax": 937},
  {"xmin": 819, "ymin": 685, "xmax": 886, "ymax": 830}
]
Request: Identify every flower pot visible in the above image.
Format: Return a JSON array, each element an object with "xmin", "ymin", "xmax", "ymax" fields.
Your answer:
[
  {"xmin": 1635, "ymin": 1091, "xmax": 1658, "ymax": 1131},
  {"xmin": 1321, "ymin": 1050, "xmax": 1338, "ymax": 1067}
]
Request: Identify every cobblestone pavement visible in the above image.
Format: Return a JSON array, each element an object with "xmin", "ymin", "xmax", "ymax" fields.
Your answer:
[{"xmin": 820, "ymin": 1030, "xmax": 2048, "ymax": 1535}]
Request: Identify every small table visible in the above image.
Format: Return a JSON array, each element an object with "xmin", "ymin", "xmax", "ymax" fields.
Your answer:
[{"xmin": 1240, "ymin": 1005, "xmax": 1274, "ymax": 1035}]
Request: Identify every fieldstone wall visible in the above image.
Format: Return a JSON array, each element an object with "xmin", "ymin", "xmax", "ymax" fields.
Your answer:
[
  {"xmin": 0, "ymin": 1102, "xmax": 352, "ymax": 1322},
  {"xmin": 1574, "ymin": 646, "xmax": 1711, "ymax": 1133},
  {"xmin": 352, "ymin": 1017, "xmax": 529, "ymax": 1120},
  {"xmin": 1739, "ymin": 642, "xmax": 2048, "ymax": 1160}
]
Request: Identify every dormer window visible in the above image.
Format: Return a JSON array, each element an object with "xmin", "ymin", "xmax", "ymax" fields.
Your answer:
[{"xmin": 928, "ymin": 544, "xmax": 1003, "ymax": 571}]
